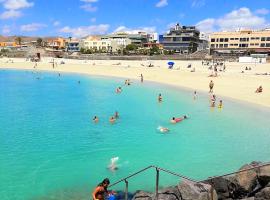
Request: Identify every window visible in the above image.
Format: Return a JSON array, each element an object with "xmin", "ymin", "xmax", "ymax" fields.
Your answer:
[
  {"xmin": 216, "ymin": 44, "xmax": 218, "ymax": 48},
  {"xmin": 219, "ymin": 44, "xmax": 224, "ymax": 48},
  {"xmin": 261, "ymin": 37, "xmax": 266, "ymax": 41},
  {"xmin": 239, "ymin": 44, "xmax": 248, "ymax": 47},
  {"xmin": 230, "ymin": 44, "xmax": 234, "ymax": 46},
  {"xmin": 260, "ymin": 43, "xmax": 265, "ymax": 47},
  {"xmin": 230, "ymin": 38, "xmax": 235, "ymax": 40},
  {"xmin": 235, "ymin": 38, "xmax": 239, "ymax": 40},
  {"xmin": 224, "ymin": 44, "xmax": 228, "ymax": 47},
  {"xmin": 220, "ymin": 38, "xmax": 224, "ymax": 42},
  {"xmin": 234, "ymin": 44, "xmax": 238, "ymax": 46},
  {"xmin": 266, "ymin": 43, "xmax": 270, "ymax": 47},
  {"xmin": 267, "ymin": 37, "xmax": 270, "ymax": 41},
  {"xmin": 250, "ymin": 44, "xmax": 254, "ymax": 46},
  {"xmin": 224, "ymin": 38, "xmax": 229, "ymax": 42},
  {"xmin": 251, "ymin": 37, "xmax": 256, "ymax": 40},
  {"xmin": 240, "ymin": 38, "xmax": 249, "ymax": 42},
  {"xmin": 211, "ymin": 39, "xmax": 215, "ymax": 42},
  {"xmin": 255, "ymin": 43, "xmax": 259, "ymax": 46},
  {"xmin": 216, "ymin": 39, "xmax": 219, "ymax": 42},
  {"xmin": 211, "ymin": 44, "xmax": 215, "ymax": 48},
  {"xmin": 256, "ymin": 37, "xmax": 260, "ymax": 40}
]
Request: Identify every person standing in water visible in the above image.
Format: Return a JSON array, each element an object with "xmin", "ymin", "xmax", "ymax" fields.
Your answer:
[
  {"xmin": 193, "ymin": 91, "xmax": 197, "ymax": 100},
  {"xmin": 218, "ymin": 100, "xmax": 223, "ymax": 108},
  {"xmin": 209, "ymin": 80, "xmax": 214, "ymax": 93},
  {"xmin": 140, "ymin": 74, "xmax": 144, "ymax": 83},
  {"xmin": 158, "ymin": 94, "xmax": 162, "ymax": 103},
  {"xmin": 114, "ymin": 111, "xmax": 119, "ymax": 119},
  {"xmin": 92, "ymin": 178, "xmax": 112, "ymax": 200}
]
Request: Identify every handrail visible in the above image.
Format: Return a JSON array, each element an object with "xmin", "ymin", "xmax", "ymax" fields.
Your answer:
[
  {"xmin": 109, "ymin": 165, "xmax": 197, "ymax": 188},
  {"xmin": 109, "ymin": 166, "xmax": 153, "ymax": 187}
]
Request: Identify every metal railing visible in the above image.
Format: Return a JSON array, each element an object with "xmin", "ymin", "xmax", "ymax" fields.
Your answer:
[
  {"xmin": 109, "ymin": 165, "xmax": 198, "ymax": 200},
  {"xmin": 108, "ymin": 162, "xmax": 270, "ymax": 200}
]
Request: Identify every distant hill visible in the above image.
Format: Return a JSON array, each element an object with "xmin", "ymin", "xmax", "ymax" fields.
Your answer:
[{"xmin": 0, "ymin": 36, "xmax": 61, "ymax": 42}]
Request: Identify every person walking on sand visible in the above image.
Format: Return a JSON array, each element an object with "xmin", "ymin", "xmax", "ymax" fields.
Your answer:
[
  {"xmin": 140, "ymin": 74, "xmax": 144, "ymax": 83},
  {"xmin": 209, "ymin": 80, "xmax": 214, "ymax": 93}
]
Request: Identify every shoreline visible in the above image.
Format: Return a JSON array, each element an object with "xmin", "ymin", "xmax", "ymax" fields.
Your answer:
[{"xmin": 1, "ymin": 57, "xmax": 270, "ymax": 108}]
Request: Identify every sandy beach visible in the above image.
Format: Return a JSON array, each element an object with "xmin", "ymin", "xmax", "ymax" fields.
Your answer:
[{"xmin": 1, "ymin": 57, "xmax": 270, "ymax": 108}]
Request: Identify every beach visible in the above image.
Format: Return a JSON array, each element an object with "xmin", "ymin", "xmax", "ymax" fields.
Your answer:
[{"xmin": 1, "ymin": 57, "xmax": 270, "ymax": 107}]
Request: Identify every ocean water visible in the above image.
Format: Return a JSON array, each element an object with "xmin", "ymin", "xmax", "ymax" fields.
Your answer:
[{"xmin": 0, "ymin": 69, "xmax": 270, "ymax": 200}]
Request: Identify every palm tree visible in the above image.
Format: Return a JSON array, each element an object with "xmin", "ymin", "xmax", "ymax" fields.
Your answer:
[
  {"xmin": 15, "ymin": 36, "xmax": 22, "ymax": 47},
  {"xmin": 37, "ymin": 38, "xmax": 43, "ymax": 47}
]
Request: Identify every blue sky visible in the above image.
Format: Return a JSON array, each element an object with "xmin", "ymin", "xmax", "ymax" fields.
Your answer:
[{"xmin": 0, "ymin": 0, "xmax": 269, "ymax": 37}]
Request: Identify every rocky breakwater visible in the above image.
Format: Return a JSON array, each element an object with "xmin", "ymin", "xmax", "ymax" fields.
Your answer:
[{"xmin": 131, "ymin": 161, "xmax": 270, "ymax": 200}]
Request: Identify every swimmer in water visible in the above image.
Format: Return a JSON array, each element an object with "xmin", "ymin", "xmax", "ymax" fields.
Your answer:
[
  {"xmin": 170, "ymin": 115, "xmax": 188, "ymax": 124},
  {"xmin": 108, "ymin": 157, "xmax": 119, "ymax": 171},
  {"xmin": 116, "ymin": 87, "xmax": 122, "ymax": 93},
  {"xmin": 158, "ymin": 94, "xmax": 162, "ymax": 103},
  {"xmin": 93, "ymin": 116, "xmax": 99, "ymax": 123},
  {"xmin": 158, "ymin": 126, "xmax": 170, "ymax": 133},
  {"xmin": 109, "ymin": 116, "xmax": 116, "ymax": 124}
]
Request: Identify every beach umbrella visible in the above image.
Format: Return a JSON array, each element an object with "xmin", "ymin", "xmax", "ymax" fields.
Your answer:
[{"xmin": 168, "ymin": 61, "xmax": 175, "ymax": 66}]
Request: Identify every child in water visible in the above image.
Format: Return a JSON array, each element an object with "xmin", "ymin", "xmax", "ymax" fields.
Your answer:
[
  {"xmin": 218, "ymin": 100, "xmax": 223, "ymax": 109},
  {"xmin": 158, "ymin": 94, "xmax": 162, "ymax": 103}
]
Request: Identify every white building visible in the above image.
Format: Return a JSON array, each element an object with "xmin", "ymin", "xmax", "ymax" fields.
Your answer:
[{"xmin": 82, "ymin": 36, "xmax": 112, "ymax": 52}]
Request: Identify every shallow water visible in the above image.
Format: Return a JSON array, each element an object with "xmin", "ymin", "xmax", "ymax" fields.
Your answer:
[{"xmin": 0, "ymin": 69, "xmax": 270, "ymax": 200}]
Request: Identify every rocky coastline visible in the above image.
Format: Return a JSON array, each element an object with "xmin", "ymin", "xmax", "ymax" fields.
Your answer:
[{"xmin": 125, "ymin": 161, "xmax": 270, "ymax": 200}]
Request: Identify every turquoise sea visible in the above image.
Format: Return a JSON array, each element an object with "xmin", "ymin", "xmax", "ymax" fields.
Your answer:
[{"xmin": 0, "ymin": 69, "xmax": 270, "ymax": 200}]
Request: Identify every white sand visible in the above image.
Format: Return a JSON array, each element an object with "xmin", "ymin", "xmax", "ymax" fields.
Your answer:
[{"xmin": 1, "ymin": 57, "xmax": 270, "ymax": 108}]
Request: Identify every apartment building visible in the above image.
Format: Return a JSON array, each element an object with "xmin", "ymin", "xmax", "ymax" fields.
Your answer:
[{"xmin": 210, "ymin": 29, "xmax": 270, "ymax": 54}]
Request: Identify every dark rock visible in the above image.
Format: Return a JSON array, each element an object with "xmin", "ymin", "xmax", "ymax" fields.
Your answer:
[
  {"xmin": 132, "ymin": 191, "xmax": 153, "ymax": 200},
  {"xmin": 254, "ymin": 187, "xmax": 270, "ymax": 200},
  {"xmin": 258, "ymin": 165, "xmax": 270, "ymax": 187},
  {"xmin": 177, "ymin": 180, "xmax": 218, "ymax": 200},
  {"xmin": 153, "ymin": 186, "xmax": 182, "ymax": 200}
]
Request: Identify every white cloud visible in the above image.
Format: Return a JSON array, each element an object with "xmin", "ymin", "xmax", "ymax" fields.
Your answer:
[
  {"xmin": 156, "ymin": 0, "xmax": 168, "ymax": 8},
  {"xmin": 80, "ymin": 3, "xmax": 97, "ymax": 12},
  {"xmin": 196, "ymin": 7, "xmax": 268, "ymax": 33},
  {"xmin": 196, "ymin": 18, "xmax": 215, "ymax": 33},
  {"xmin": 59, "ymin": 24, "xmax": 110, "ymax": 37},
  {"xmin": 114, "ymin": 26, "xmax": 156, "ymax": 34},
  {"xmin": 2, "ymin": 25, "xmax": 11, "ymax": 34},
  {"xmin": 2, "ymin": 0, "xmax": 34, "ymax": 10},
  {"xmin": 191, "ymin": 0, "xmax": 205, "ymax": 8},
  {"xmin": 80, "ymin": 0, "xmax": 98, "ymax": 2},
  {"xmin": 53, "ymin": 21, "xmax": 60, "ymax": 26},
  {"xmin": 0, "ymin": 9, "xmax": 21, "ymax": 19},
  {"xmin": 255, "ymin": 8, "xmax": 269, "ymax": 15},
  {"xmin": 90, "ymin": 17, "xmax": 96, "ymax": 22},
  {"xmin": 20, "ymin": 23, "xmax": 47, "ymax": 32}
]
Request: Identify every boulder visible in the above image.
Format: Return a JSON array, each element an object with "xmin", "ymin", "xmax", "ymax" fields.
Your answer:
[
  {"xmin": 235, "ymin": 163, "xmax": 258, "ymax": 192},
  {"xmin": 254, "ymin": 187, "xmax": 270, "ymax": 200},
  {"xmin": 132, "ymin": 191, "xmax": 153, "ymax": 200},
  {"xmin": 177, "ymin": 180, "xmax": 218, "ymax": 200},
  {"xmin": 205, "ymin": 177, "xmax": 232, "ymax": 199},
  {"xmin": 258, "ymin": 165, "xmax": 270, "ymax": 187},
  {"xmin": 153, "ymin": 186, "xmax": 182, "ymax": 200}
]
